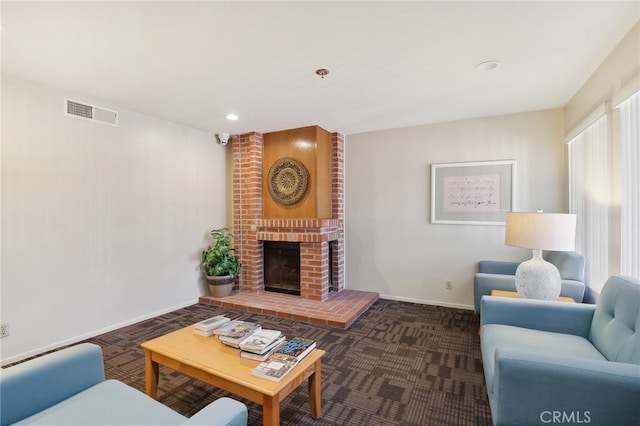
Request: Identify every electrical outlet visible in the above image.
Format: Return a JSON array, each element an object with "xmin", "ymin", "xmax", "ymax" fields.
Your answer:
[
  {"xmin": 0, "ymin": 323, "xmax": 9, "ymax": 338},
  {"xmin": 445, "ymin": 280, "xmax": 453, "ymax": 290}
]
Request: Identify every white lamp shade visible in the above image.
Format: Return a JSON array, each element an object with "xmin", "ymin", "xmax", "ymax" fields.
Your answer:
[{"xmin": 505, "ymin": 212, "xmax": 576, "ymax": 251}]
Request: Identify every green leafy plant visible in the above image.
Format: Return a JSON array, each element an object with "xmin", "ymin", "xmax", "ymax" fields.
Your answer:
[{"xmin": 200, "ymin": 227, "xmax": 242, "ymax": 278}]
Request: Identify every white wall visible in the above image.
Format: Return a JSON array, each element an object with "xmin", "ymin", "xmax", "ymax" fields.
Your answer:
[
  {"xmin": 345, "ymin": 109, "xmax": 566, "ymax": 309},
  {"xmin": 564, "ymin": 22, "xmax": 639, "ymax": 133},
  {"xmin": 1, "ymin": 75, "xmax": 228, "ymax": 364}
]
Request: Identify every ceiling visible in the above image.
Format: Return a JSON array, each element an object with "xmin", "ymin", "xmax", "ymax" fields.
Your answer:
[{"xmin": 1, "ymin": 1, "xmax": 638, "ymax": 136}]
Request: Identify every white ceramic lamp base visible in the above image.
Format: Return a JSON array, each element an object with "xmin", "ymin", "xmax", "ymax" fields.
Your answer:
[{"xmin": 515, "ymin": 249, "xmax": 562, "ymax": 300}]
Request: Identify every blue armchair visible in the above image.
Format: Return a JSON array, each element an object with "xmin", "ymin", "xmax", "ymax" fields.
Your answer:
[
  {"xmin": 474, "ymin": 251, "xmax": 586, "ymax": 314},
  {"xmin": 480, "ymin": 275, "xmax": 640, "ymax": 425},
  {"xmin": 0, "ymin": 343, "xmax": 248, "ymax": 426}
]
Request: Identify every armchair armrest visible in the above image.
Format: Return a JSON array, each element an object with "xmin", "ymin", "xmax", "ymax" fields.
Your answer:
[
  {"xmin": 493, "ymin": 348, "xmax": 640, "ymax": 425},
  {"xmin": 478, "ymin": 260, "xmax": 519, "ymax": 275},
  {"xmin": 559, "ymin": 279, "xmax": 586, "ymax": 303},
  {"xmin": 481, "ymin": 296, "xmax": 595, "ymax": 337},
  {"xmin": 0, "ymin": 343, "xmax": 105, "ymax": 426},
  {"xmin": 182, "ymin": 397, "xmax": 248, "ymax": 426},
  {"xmin": 474, "ymin": 273, "xmax": 519, "ymax": 314}
]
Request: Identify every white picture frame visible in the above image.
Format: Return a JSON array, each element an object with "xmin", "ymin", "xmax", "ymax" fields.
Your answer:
[{"xmin": 431, "ymin": 160, "xmax": 516, "ymax": 225}]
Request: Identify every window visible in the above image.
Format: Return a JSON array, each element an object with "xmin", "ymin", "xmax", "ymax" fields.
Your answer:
[
  {"xmin": 617, "ymin": 91, "xmax": 640, "ymax": 277},
  {"xmin": 568, "ymin": 91, "xmax": 640, "ymax": 293},
  {"xmin": 568, "ymin": 115, "xmax": 610, "ymax": 291}
]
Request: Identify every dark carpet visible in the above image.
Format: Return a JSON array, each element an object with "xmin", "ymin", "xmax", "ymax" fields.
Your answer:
[{"xmin": 82, "ymin": 299, "xmax": 492, "ymax": 425}]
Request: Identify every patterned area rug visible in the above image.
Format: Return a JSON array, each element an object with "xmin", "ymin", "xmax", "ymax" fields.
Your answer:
[{"xmin": 83, "ymin": 300, "xmax": 491, "ymax": 425}]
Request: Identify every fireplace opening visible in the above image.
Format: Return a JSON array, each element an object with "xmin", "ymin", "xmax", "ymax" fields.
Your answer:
[{"xmin": 264, "ymin": 241, "xmax": 300, "ymax": 295}]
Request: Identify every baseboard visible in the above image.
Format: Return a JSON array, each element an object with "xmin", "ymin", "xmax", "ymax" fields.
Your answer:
[
  {"xmin": 379, "ymin": 294, "xmax": 474, "ymax": 311},
  {"xmin": 1, "ymin": 300, "xmax": 197, "ymax": 366}
]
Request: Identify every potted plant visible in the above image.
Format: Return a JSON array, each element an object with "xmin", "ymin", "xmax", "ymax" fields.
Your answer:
[{"xmin": 201, "ymin": 227, "xmax": 242, "ymax": 297}]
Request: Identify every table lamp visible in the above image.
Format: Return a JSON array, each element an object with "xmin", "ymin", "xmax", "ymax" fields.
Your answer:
[{"xmin": 505, "ymin": 211, "xmax": 577, "ymax": 300}]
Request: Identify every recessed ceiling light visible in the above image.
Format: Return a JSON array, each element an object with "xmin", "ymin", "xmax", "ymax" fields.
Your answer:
[
  {"xmin": 225, "ymin": 113, "xmax": 239, "ymax": 121},
  {"xmin": 315, "ymin": 68, "xmax": 329, "ymax": 78},
  {"xmin": 474, "ymin": 60, "xmax": 501, "ymax": 72}
]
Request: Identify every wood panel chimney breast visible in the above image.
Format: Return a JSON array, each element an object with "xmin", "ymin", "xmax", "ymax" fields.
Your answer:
[{"xmin": 263, "ymin": 126, "xmax": 332, "ymax": 219}]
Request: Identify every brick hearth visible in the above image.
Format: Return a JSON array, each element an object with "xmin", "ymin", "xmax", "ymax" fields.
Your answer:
[{"xmin": 199, "ymin": 289, "xmax": 379, "ymax": 328}]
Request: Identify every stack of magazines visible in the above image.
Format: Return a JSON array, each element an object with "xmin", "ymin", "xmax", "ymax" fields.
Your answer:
[
  {"xmin": 251, "ymin": 352, "xmax": 299, "ymax": 382},
  {"xmin": 192, "ymin": 316, "xmax": 318, "ymax": 383},
  {"xmin": 214, "ymin": 320, "xmax": 262, "ymax": 348},
  {"xmin": 239, "ymin": 329, "xmax": 286, "ymax": 361},
  {"xmin": 193, "ymin": 315, "xmax": 231, "ymax": 337},
  {"xmin": 270, "ymin": 336, "xmax": 316, "ymax": 361},
  {"xmin": 250, "ymin": 336, "xmax": 316, "ymax": 382}
]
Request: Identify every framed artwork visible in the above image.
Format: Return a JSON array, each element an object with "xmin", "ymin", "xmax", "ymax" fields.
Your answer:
[{"xmin": 431, "ymin": 160, "xmax": 516, "ymax": 225}]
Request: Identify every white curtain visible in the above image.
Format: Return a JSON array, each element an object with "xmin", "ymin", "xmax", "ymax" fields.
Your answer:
[
  {"xmin": 568, "ymin": 115, "xmax": 609, "ymax": 291},
  {"xmin": 617, "ymin": 91, "xmax": 640, "ymax": 278}
]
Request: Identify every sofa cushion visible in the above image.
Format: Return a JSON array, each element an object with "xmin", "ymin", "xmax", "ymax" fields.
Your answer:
[
  {"xmin": 544, "ymin": 251, "xmax": 585, "ymax": 282},
  {"xmin": 590, "ymin": 275, "xmax": 640, "ymax": 364},
  {"xmin": 477, "ymin": 261, "xmax": 519, "ymax": 275},
  {"xmin": 13, "ymin": 380, "xmax": 186, "ymax": 425},
  {"xmin": 481, "ymin": 324, "xmax": 606, "ymax": 394},
  {"xmin": 1, "ymin": 343, "xmax": 105, "ymax": 426}
]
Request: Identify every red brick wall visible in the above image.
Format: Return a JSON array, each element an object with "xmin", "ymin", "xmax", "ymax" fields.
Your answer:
[
  {"xmin": 232, "ymin": 132, "xmax": 263, "ymax": 293},
  {"xmin": 331, "ymin": 132, "xmax": 345, "ymax": 293}
]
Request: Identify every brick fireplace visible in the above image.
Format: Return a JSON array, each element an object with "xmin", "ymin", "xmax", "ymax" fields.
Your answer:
[{"xmin": 231, "ymin": 127, "xmax": 345, "ymax": 301}]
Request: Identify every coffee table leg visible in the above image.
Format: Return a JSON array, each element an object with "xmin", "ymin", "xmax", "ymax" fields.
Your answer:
[
  {"xmin": 144, "ymin": 349, "xmax": 159, "ymax": 399},
  {"xmin": 309, "ymin": 358, "xmax": 322, "ymax": 419},
  {"xmin": 262, "ymin": 395, "xmax": 280, "ymax": 426}
]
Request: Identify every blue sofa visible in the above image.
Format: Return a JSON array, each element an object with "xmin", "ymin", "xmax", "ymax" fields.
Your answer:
[
  {"xmin": 480, "ymin": 275, "xmax": 640, "ymax": 425},
  {"xmin": 474, "ymin": 251, "xmax": 586, "ymax": 314},
  {"xmin": 0, "ymin": 343, "xmax": 248, "ymax": 426}
]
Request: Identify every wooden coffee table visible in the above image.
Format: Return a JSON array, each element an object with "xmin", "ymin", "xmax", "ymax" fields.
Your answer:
[{"xmin": 141, "ymin": 325, "xmax": 324, "ymax": 426}]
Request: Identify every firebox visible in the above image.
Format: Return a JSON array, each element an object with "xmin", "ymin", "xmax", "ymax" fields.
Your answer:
[{"xmin": 264, "ymin": 241, "xmax": 301, "ymax": 295}]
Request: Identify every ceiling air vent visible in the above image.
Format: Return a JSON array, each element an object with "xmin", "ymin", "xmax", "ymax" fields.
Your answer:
[{"xmin": 65, "ymin": 98, "xmax": 118, "ymax": 127}]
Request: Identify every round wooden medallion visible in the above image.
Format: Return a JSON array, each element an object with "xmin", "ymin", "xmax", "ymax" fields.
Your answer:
[{"xmin": 267, "ymin": 157, "xmax": 310, "ymax": 206}]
